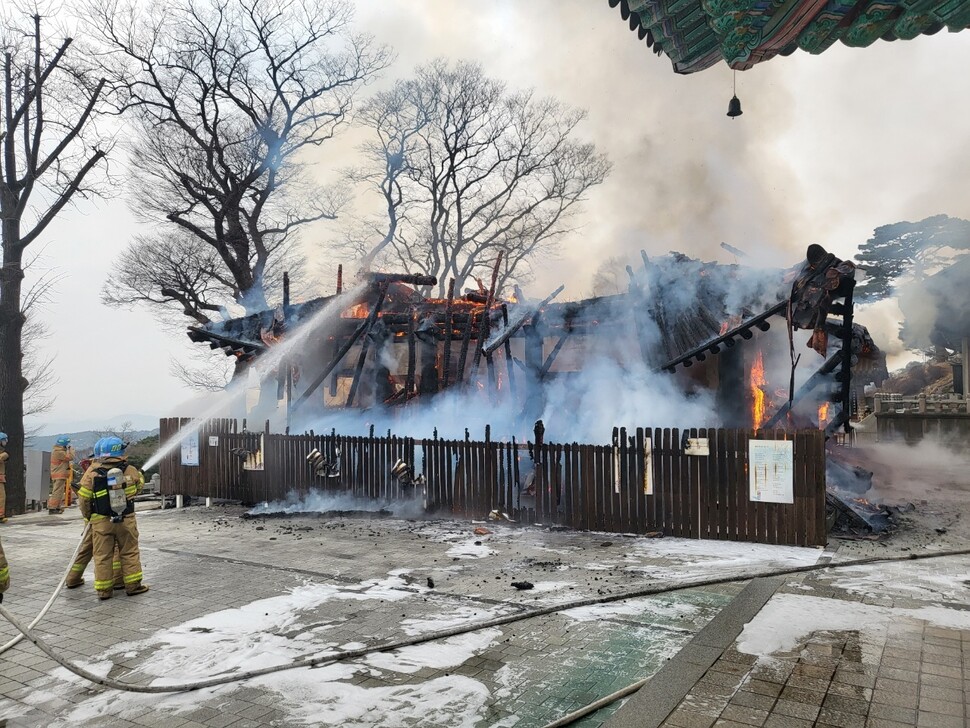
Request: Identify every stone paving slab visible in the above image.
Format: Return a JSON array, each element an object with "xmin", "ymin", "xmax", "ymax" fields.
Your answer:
[
  {"xmin": 644, "ymin": 536, "xmax": 970, "ymax": 728},
  {"xmin": 0, "ymin": 504, "xmax": 820, "ymax": 727}
]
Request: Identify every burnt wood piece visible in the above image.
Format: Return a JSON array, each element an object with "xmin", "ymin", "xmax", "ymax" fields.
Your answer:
[
  {"xmin": 540, "ymin": 332, "xmax": 571, "ymax": 379},
  {"xmin": 658, "ymin": 300, "xmax": 787, "ymax": 372},
  {"xmin": 346, "ymin": 285, "xmax": 391, "ymax": 407},
  {"xmin": 187, "ymin": 327, "xmax": 267, "ymax": 357},
  {"xmin": 441, "ymin": 278, "xmax": 456, "ymax": 389},
  {"xmin": 502, "ymin": 305, "xmax": 516, "ymax": 397},
  {"xmin": 838, "ymin": 283, "xmax": 855, "ymax": 434},
  {"xmin": 294, "ymin": 285, "xmax": 387, "ymax": 411},
  {"xmin": 456, "ymin": 315, "xmax": 474, "ymax": 385},
  {"xmin": 365, "ymin": 272, "xmax": 438, "ymax": 287},
  {"xmin": 405, "ymin": 309, "xmax": 417, "ymax": 396},
  {"xmin": 471, "ymin": 253, "xmax": 504, "ymax": 376},
  {"xmin": 762, "ymin": 351, "xmax": 844, "ymax": 429},
  {"xmin": 481, "ymin": 284, "xmax": 565, "ymax": 357},
  {"xmin": 336, "ymin": 264, "xmax": 343, "ymax": 294}
]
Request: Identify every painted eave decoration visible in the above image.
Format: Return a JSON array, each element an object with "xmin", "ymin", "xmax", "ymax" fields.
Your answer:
[{"xmin": 608, "ymin": 0, "xmax": 970, "ymax": 73}]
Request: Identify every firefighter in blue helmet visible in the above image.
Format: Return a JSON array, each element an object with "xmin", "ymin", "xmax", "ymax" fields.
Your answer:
[
  {"xmin": 49, "ymin": 435, "xmax": 75, "ymax": 513},
  {"xmin": 77, "ymin": 437, "xmax": 148, "ymax": 599},
  {"xmin": 66, "ymin": 439, "xmax": 123, "ymax": 591}
]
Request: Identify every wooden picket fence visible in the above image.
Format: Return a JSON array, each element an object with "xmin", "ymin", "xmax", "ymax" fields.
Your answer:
[{"xmin": 159, "ymin": 418, "xmax": 827, "ymax": 546}]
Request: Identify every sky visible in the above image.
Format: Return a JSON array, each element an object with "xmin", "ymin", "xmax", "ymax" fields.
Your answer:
[{"xmin": 23, "ymin": 0, "xmax": 970, "ymax": 432}]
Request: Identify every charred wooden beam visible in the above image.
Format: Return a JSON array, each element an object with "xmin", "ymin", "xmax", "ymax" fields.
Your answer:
[
  {"xmin": 761, "ymin": 350, "xmax": 844, "ymax": 429},
  {"xmin": 294, "ymin": 285, "xmax": 387, "ymax": 411},
  {"xmin": 405, "ymin": 308, "xmax": 417, "ymax": 396},
  {"xmin": 658, "ymin": 300, "xmax": 787, "ymax": 372},
  {"xmin": 540, "ymin": 332, "xmax": 571, "ymax": 379},
  {"xmin": 187, "ymin": 327, "xmax": 266, "ymax": 355},
  {"xmin": 502, "ymin": 304, "xmax": 516, "ymax": 397},
  {"xmin": 346, "ymin": 284, "xmax": 390, "ymax": 407},
  {"xmin": 365, "ymin": 272, "xmax": 437, "ymax": 287},
  {"xmin": 481, "ymin": 284, "xmax": 565, "ymax": 357},
  {"xmin": 441, "ymin": 278, "xmax": 456, "ymax": 389},
  {"xmin": 471, "ymin": 252, "xmax": 503, "ymax": 377},
  {"xmin": 456, "ymin": 315, "xmax": 474, "ymax": 385}
]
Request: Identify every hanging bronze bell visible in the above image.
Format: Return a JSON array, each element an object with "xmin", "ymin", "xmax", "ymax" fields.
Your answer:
[{"xmin": 726, "ymin": 94, "xmax": 743, "ymax": 118}]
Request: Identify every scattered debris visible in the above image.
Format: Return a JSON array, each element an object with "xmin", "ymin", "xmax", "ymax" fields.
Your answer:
[
  {"xmin": 473, "ymin": 527, "xmax": 492, "ymax": 536},
  {"xmin": 511, "ymin": 581, "xmax": 534, "ymax": 590},
  {"xmin": 488, "ymin": 510, "xmax": 517, "ymax": 523},
  {"xmin": 427, "ymin": 577, "xmax": 435, "ymax": 589}
]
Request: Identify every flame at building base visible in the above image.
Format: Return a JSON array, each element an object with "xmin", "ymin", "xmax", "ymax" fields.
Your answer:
[{"xmin": 750, "ymin": 350, "xmax": 767, "ymax": 430}]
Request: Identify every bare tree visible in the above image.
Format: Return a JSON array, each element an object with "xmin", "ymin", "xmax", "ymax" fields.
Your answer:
[
  {"xmin": 21, "ymin": 250, "xmax": 64, "ymax": 422},
  {"xmin": 87, "ymin": 0, "xmax": 392, "ymax": 317},
  {"xmin": 350, "ymin": 60, "xmax": 611, "ymax": 297},
  {"xmin": 1, "ymin": 12, "xmax": 108, "ymax": 513}
]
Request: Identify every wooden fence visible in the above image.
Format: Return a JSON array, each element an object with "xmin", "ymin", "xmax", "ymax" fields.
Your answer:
[{"xmin": 159, "ymin": 419, "xmax": 827, "ymax": 546}]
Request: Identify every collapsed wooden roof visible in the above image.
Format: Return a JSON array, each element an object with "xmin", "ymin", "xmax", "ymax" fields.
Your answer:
[
  {"xmin": 608, "ymin": 0, "xmax": 970, "ymax": 74},
  {"xmin": 185, "ymin": 252, "xmax": 791, "ymax": 369}
]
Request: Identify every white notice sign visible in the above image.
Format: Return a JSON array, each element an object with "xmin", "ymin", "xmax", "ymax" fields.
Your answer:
[
  {"xmin": 181, "ymin": 432, "xmax": 200, "ymax": 467},
  {"xmin": 748, "ymin": 439, "xmax": 793, "ymax": 504}
]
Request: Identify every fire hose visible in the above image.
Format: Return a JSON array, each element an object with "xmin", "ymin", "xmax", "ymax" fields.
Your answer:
[
  {"xmin": 0, "ymin": 521, "xmax": 90, "ymax": 656},
  {"xmin": 2, "ymin": 544, "xmax": 970, "ymax": 698}
]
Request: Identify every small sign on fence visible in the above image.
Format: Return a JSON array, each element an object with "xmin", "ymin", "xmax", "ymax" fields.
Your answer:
[
  {"xmin": 208, "ymin": 436, "xmax": 219, "ymax": 447},
  {"xmin": 180, "ymin": 432, "xmax": 200, "ymax": 467},
  {"xmin": 748, "ymin": 439, "xmax": 794, "ymax": 504},
  {"xmin": 685, "ymin": 438, "xmax": 709, "ymax": 456}
]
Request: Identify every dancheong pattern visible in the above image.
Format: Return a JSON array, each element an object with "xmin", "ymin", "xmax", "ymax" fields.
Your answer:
[{"xmin": 609, "ymin": 0, "xmax": 970, "ymax": 73}]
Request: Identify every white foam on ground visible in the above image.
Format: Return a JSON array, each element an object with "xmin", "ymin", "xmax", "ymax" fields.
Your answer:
[
  {"xmin": 363, "ymin": 629, "xmax": 501, "ymax": 674},
  {"xmin": 828, "ymin": 559, "xmax": 970, "ymax": 602},
  {"xmin": 737, "ymin": 592, "xmax": 970, "ymax": 656}
]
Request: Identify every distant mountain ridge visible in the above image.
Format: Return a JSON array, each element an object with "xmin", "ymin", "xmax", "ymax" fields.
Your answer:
[
  {"xmin": 33, "ymin": 413, "xmax": 161, "ymax": 434},
  {"xmin": 27, "ymin": 429, "xmax": 159, "ymax": 454}
]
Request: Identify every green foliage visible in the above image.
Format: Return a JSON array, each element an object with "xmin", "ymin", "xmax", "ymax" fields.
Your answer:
[
  {"xmin": 126, "ymin": 434, "xmax": 160, "ymax": 475},
  {"xmin": 854, "ymin": 214, "xmax": 970, "ymax": 302}
]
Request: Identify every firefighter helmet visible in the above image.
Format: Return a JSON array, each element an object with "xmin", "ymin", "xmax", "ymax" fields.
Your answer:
[
  {"xmin": 100, "ymin": 436, "xmax": 126, "ymax": 458},
  {"xmin": 0, "ymin": 432, "xmax": 7, "ymax": 446},
  {"xmin": 56, "ymin": 436, "xmax": 71, "ymax": 447}
]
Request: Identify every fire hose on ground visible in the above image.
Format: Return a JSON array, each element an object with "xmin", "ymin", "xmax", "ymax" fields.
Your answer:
[
  {"xmin": 2, "ymin": 542, "xmax": 970, "ymax": 704},
  {"xmin": 0, "ymin": 522, "xmax": 90, "ymax": 656}
]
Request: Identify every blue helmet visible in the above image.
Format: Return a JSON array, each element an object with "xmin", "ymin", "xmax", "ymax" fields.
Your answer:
[
  {"xmin": 99, "ymin": 436, "xmax": 127, "ymax": 458},
  {"xmin": 92, "ymin": 438, "xmax": 106, "ymax": 458},
  {"xmin": 56, "ymin": 436, "xmax": 71, "ymax": 447},
  {"xmin": 0, "ymin": 432, "xmax": 7, "ymax": 445}
]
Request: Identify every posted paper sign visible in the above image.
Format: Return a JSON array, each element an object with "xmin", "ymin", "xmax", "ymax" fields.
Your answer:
[
  {"xmin": 181, "ymin": 432, "xmax": 200, "ymax": 467},
  {"xmin": 748, "ymin": 439, "xmax": 793, "ymax": 504}
]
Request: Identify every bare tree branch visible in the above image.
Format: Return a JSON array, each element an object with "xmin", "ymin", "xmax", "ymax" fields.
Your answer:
[
  {"xmin": 85, "ymin": 0, "xmax": 391, "ymax": 315},
  {"xmin": 348, "ymin": 60, "xmax": 611, "ymax": 297},
  {"xmin": 1, "ymin": 10, "xmax": 110, "ymax": 513}
]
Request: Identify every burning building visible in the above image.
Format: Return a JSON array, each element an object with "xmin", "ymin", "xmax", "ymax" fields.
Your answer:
[{"xmin": 186, "ymin": 245, "xmax": 886, "ymax": 441}]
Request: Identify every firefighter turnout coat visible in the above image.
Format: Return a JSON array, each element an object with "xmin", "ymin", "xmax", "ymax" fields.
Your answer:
[{"xmin": 78, "ymin": 457, "xmax": 146, "ymax": 595}]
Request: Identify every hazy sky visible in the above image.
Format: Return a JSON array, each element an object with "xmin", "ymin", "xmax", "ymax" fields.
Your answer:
[{"xmin": 25, "ymin": 0, "xmax": 970, "ymax": 431}]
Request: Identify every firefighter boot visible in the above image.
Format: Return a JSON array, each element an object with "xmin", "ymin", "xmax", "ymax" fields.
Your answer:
[
  {"xmin": 125, "ymin": 583, "xmax": 149, "ymax": 596},
  {"xmin": 97, "ymin": 590, "xmax": 112, "ymax": 600}
]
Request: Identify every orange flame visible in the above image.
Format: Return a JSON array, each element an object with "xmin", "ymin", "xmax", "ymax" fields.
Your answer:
[
  {"xmin": 750, "ymin": 351, "xmax": 767, "ymax": 430},
  {"xmin": 818, "ymin": 402, "xmax": 830, "ymax": 428},
  {"xmin": 343, "ymin": 302, "xmax": 369, "ymax": 318}
]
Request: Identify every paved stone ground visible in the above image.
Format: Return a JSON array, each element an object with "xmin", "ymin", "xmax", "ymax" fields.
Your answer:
[
  {"xmin": 645, "ymin": 500, "xmax": 970, "ymax": 728},
  {"xmin": 0, "ymin": 502, "xmax": 822, "ymax": 728}
]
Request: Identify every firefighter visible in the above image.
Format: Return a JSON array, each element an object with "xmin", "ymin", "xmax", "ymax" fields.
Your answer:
[
  {"xmin": 77, "ymin": 437, "xmax": 149, "ymax": 599},
  {"xmin": 66, "ymin": 439, "xmax": 123, "ymax": 591},
  {"xmin": 0, "ymin": 432, "xmax": 8, "ymax": 523},
  {"xmin": 48, "ymin": 436, "xmax": 74, "ymax": 514}
]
